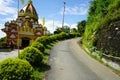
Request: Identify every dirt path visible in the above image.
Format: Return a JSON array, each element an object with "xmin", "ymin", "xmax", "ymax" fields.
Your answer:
[{"xmin": 45, "ymin": 38, "xmax": 120, "ymax": 80}]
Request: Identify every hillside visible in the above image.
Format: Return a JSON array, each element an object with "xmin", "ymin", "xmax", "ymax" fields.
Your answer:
[{"xmin": 82, "ymin": 0, "xmax": 120, "ymax": 57}]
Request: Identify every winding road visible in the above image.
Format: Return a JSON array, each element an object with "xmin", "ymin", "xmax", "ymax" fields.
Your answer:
[{"xmin": 45, "ymin": 38, "xmax": 120, "ymax": 80}]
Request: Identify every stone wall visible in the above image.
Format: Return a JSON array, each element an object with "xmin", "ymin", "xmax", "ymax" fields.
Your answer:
[
  {"xmin": 102, "ymin": 54, "xmax": 120, "ymax": 70},
  {"xmin": 96, "ymin": 21, "xmax": 120, "ymax": 57}
]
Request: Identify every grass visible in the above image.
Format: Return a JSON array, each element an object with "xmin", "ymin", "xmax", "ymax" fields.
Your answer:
[
  {"xmin": 80, "ymin": 44, "xmax": 120, "ymax": 76},
  {"xmin": 32, "ymin": 41, "xmax": 58, "ymax": 80},
  {"xmin": 80, "ymin": 44, "xmax": 103, "ymax": 63}
]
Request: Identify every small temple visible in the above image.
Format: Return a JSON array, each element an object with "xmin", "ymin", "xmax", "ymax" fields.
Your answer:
[{"xmin": 1, "ymin": 0, "xmax": 47, "ymax": 48}]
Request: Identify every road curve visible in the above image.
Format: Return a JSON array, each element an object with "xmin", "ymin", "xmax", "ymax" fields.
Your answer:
[{"xmin": 45, "ymin": 38, "xmax": 120, "ymax": 80}]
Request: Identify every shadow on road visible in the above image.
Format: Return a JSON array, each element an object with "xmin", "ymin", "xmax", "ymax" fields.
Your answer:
[{"xmin": 34, "ymin": 63, "xmax": 51, "ymax": 72}]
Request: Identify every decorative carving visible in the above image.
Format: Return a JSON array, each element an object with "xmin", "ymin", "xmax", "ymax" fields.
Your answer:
[{"xmin": 10, "ymin": 34, "xmax": 16, "ymax": 38}]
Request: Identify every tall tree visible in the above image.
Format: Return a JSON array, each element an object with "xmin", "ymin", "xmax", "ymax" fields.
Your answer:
[
  {"xmin": 71, "ymin": 28, "xmax": 77, "ymax": 33},
  {"xmin": 62, "ymin": 25, "xmax": 70, "ymax": 33},
  {"xmin": 54, "ymin": 25, "xmax": 70, "ymax": 34},
  {"xmin": 77, "ymin": 20, "xmax": 86, "ymax": 36}
]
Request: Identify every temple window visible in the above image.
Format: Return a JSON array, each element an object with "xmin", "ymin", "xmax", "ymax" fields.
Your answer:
[
  {"xmin": 10, "ymin": 34, "xmax": 16, "ymax": 38},
  {"xmin": 20, "ymin": 9, "xmax": 24, "ymax": 13},
  {"xmin": 36, "ymin": 32, "xmax": 41, "ymax": 35},
  {"xmin": 5, "ymin": 26, "xmax": 8, "ymax": 31},
  {"xmin": 26, "ymin": 9, "xmax": 31, "ymax": 14},
  {"xmin": 11, "ymin": 29, "xmax": 16, "ymax": 32}
]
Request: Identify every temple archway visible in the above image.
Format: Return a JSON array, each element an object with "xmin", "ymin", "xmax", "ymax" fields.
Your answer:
[{"xmin": 21, "ymin": 37, "xmax": 31, "ymax": 48}]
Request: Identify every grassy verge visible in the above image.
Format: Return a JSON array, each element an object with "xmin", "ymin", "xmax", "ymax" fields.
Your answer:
[
  {"xmin": 80, "ymin": 42, "xmax": 120, "ymax": 76},
  {"xmin": 33, "ymin": 41, "xmax": 58, "ymax": 80}
]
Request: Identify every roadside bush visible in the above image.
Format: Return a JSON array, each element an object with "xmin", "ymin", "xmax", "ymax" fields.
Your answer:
[
  {"xmin": 19, "ymin": 47, "xmax": 43, "ymax": 66},
  {"xmin": 0, "ymin": 58, "xmax": 33, "ymax": 80},
  {"xmin": 54, "ymin": 34, "xmax": 60, "ymax": 40},
  {"xmin": 31, "ymin": 42, "xmax": 45, "ymax": 53},
  {"xmin": 48, "ymin": 36, "xmax": 57, "ymax": 43},
  {"xmin": 0, "ymin": 42, "xmax": 6, "ymax": 49},
  {"xmin": 47, "ymin": 36, "xmax": 54, "ymax": 43},
  {"xmin": 69, "ymin": 32, "xmax": 80, "ymax": 38},
  {"xmin": 59, "ymin": 32, "xmax": 68, "ymax": 40},
  {"xmin": 35, "ymin": 36, "xmax": 49, "ymax": 46}
]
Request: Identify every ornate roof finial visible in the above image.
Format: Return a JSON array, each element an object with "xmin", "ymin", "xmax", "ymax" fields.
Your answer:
[{"xmin": 28, "ymin": 0, "xmax": 32, "ymax": 4}]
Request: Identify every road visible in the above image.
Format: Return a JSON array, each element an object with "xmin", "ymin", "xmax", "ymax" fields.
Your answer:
[
  {"xmin": 45, "ymin": 38, "xmax": 120, "ymax": 80},
  {"xmin": 0, "ymin": 49, "xmax": 18, "ymax": 61}
]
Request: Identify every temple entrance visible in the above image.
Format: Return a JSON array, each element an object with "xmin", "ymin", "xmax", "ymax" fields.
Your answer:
[{"xmin": 21, "ymin": 37, "xmax": 30, "ymax": 48}]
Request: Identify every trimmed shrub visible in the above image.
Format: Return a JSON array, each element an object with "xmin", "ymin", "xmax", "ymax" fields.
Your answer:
[
  {"xmin": 51, "ymin": 35, "xmax": 57, "ymax": 42},
  {"xmin": 19, "ymin": 47, "xmax": 43, "ymax": 66},
  {"xmin": 0, "ymin": 58, "xmax": 33, "ymax": 80},
  {"xmin": 35, "ymin": 36, "xmax": 49, "ymax": 46},
  {"xmin": 69, "ymin": 32, "xmax": 80, "ymax": 38},
  {"xmin": 31, "ymin": 42, "xmax": 45, "ymax": 53}
]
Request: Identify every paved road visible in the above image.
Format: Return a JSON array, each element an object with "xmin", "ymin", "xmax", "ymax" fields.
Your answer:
[
  {"xmin": 0, "ymin": 49, "xmax": 18, "ymax": 61},
  {"xmin": 45, "ymin": 38, "xmax": 120, "ymax": 80}
]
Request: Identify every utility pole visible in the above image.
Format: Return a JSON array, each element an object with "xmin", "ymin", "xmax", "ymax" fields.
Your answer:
[
  {"xmin": 62, "ymin": 2, "xmax": 66, "ymax": 28},
  {"xmin": 17, "ymin": 0, "xmax": 20, "ymax": 54},
  {"xmin": 18, "ymin": 0, "xmax": 19, "ymax": 16}
]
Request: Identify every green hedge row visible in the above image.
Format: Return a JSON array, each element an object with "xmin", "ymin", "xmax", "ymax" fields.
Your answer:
[
  {"xmin": 0, "ymin": 32, "xmax": 80, "ymax": 80},
  {"xmin": 35, "ymin": 32, "xmax": 80, "ymax": 46},
  {"xmin": 0, "ymin": 58, "xmax": 33, "ymax": 80}
]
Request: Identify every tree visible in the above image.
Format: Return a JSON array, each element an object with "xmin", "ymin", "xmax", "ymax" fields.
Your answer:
[
  {"xmin": 0, "ymin": 37, "xmax": 6, "ymax": 48},
  {"xmin": 77, "ymin": 20, "xmax": 86, "ymax": 35},
  {"xmin": 54, "ymin": 25, "xmax": 70, "ymax": 34},
  {"xmin": 54, "ymin": 27, "xmax": 62, "ymax": 34},
  {"xmin": 71, "ymin": 28, "xmax": 77, "ymax": 33},
  {"xmin": 0, "ymin": 37, "xmax": 6, "ymax": 42},
  {"xmin": 62, "ymin": 25, "xmax": 70, "ymax": 33}
]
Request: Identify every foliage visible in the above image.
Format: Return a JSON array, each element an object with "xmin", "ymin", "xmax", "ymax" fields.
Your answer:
[
  {"xmin": 54, "ymin": 27, "xmax": 62, "ymax": 34},
  {"xmin": 71, "ymin": 28, "xmax": 78, "ymax": 33},
  {"xmin": 83, "ymin": 0, "xmax": 120, "ymax": 57},
  {"xmin": 0, "ymin": 42, "xmax": 6, "ymax": 49},
  {"xmin": 69, "ymin": 32, "xmax": 80, "ymax": 38},
  {"xmin": 54, "ymin": 25, "xmax": 70, "ymax": 34},
  {"xmin": 62, "ymin": 26, "xmax": 70, "ymax": 33},
  {"xmin": 19, "ymin": 47, "xmax": 43, "ymax": 66},
  {"xmin": 31, "ymin": 42, "xmax": 45, "ymax": 53},
  {"xmin": 83, "ymin": 0, "xmax": 113, "ymax": 47},
  {"xmin": 0, "ymin": 37, "xmax": 6, "ymax": 42},
  {"xmin": 0, "ymin": 58, "xmax": 33, "ymax": 80},
  {"xmin": 0, "ymin": 37, "xmax": 6, "ymax": 49},
  {"xmin": 77, "ymin": 20, "xmax": 86, "ymax": 36},
  {"xmin": 35, "ymin": 36, "xmax": 50, "ymax": 46}
]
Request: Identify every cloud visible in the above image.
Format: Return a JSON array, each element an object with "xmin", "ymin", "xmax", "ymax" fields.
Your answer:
[
  {"xmin": 3, "ymin": 14, "xmax": 17, "ymax": 21},
  {"xmin": 39, "ymin": 19, "xmax": 62, "ymax": 33},
  {"xmin": 70, "ymin": 24, "xmax": 77, "ymax": 29},
  {"xmin": 60, "ymin": 4, "xmax": 88, "ymax": 15},
  {"xmin": 0, "ymin": 0, "xmax": 17, "ymax": 15},
  {"xmin": 0, "ymin": 24, "xmax": 6, "ymax": 38},
  {"xmin": 39, "ymin": 19, "xmax": 77, "ymax": 33},
  {"xmin": 0, "ymin": 31, "xmax": 6, "ymax": 38}
]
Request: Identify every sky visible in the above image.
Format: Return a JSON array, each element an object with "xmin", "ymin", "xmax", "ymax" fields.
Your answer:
[{"xmin": 0, "ymin": 0, "xmax": 91, "ymax": 38}]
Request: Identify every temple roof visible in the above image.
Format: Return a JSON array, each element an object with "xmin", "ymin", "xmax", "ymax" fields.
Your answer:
[{"xmin": 18, "ymin": 0, "xmax": 38, "ymax": 21}]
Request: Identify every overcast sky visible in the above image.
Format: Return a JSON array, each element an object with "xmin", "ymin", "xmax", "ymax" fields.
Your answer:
[{"xmin": 0, "ymin": 0, "xmax": 91, "ymax": 38}]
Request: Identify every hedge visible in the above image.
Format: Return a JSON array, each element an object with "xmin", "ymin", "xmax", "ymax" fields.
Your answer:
[
  {"xmin": 31, "ymin": 42, "xmax": 45, "ymax": 53},
  {"xmin": 0, "ymin": 58, "xmax": 33, "ymax": 80},
  {"xmin": 19, "ymin": 47, "xmax": 43, "ymax": 66}
]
